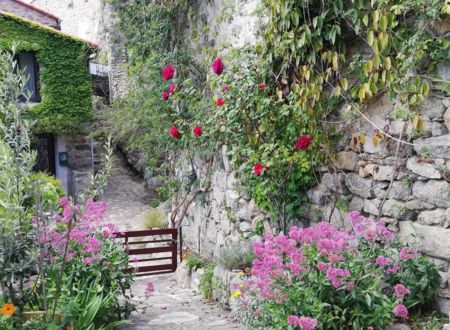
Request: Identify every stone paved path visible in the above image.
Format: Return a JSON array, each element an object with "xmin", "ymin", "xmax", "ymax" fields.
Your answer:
[{"xmin": 102, "ymin": 152, "xmax": 242, "ymax": 329}]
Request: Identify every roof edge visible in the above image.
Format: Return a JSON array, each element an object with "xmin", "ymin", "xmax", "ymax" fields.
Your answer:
[{"xmin": 12, "ymin": 0, "xmax": 60, "ymax": 21}]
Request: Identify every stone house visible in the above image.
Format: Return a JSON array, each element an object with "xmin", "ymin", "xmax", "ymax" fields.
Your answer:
[{"xmin": 0, "ymin": 1, "xmax": 99, "ymax": 196}]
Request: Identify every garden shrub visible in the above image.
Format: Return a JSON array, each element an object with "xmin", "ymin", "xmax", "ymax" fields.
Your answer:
[
  {"xmin": 185, "ymin": 252, "xmax": 207, "ymax": 274},
  {"xmin": 236, "ymin": 211, "xmax": 439, "ymax": 330},
  {"xmin": 142, "ymin": 210, "xmax": 166, "ymax": 229},
  {"xmin": 217, "ymin": 241, "xmax": 255, "ymax": 271},
  {"xmin": 199, "ymin": 262, "xmax": 216, "ymax": 300}
]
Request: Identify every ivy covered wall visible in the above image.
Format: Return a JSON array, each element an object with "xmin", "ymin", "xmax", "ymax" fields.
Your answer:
[{"xmin": 0, "ymin": 12, "xmax": 95, "ymax": 134}]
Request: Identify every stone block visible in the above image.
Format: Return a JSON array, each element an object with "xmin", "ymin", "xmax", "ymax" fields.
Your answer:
[
  {"xmin": 414, "ymin": 135, "xmax": 450, "ymax": 159},
  {"xmin": 445, "ymin": 108, "xmax": 450, "ymax": 132},
  {"xmin": 363, "ymin": 198, "xmax": 381, "ymax": 215},
  {"xmin": 321, "ymin": 173, "xmax": 349, "ymax": 195},
  {"xmin": 407, "ymin": 157, "xmax": 441, "ymax": 179},
  {"xmin": 399, "ymin": 221, "xmax": 450, "ymax": 260},
  {"xmin": 419, "ymin": 96, "xmax": 446, "ymax": 121},
  {"xmin": 387, "ymin": 181, "xmax": 412, "ymax": 201},
  {"xmin": 333, "ymin": 151, "xmax": 358, "ymax": 171},
  {"xmin": 307, "ymin": 184, "xmax": 332, "ymax": 205},
  {"xmin": 412, "ymin": 180, "xmax": 450, "ymax": 208},
  {"xmin": 349, "ymin": 196, "xmax": 364, "ymax": 212},
  {"xmin": 345, "ymin": 173, "xmax": 374, "ymax": 198},
  {"xmin": 417, "ymin": 208, "xmax": 448, "ymax": 226},
  {"xmin": 405, "ymin": 199, "xmax": 435, "ymax": 210},
  {"xmin": 373, "ymin": 165, "xmax": 395, "ymax": 181}
]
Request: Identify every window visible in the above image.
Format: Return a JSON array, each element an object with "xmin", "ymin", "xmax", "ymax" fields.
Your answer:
[{"xmin": 16, "ymin": 52, "xmax": 41, "ymax": 102}]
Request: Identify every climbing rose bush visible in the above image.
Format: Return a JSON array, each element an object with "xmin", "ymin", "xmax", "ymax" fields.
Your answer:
[{"xmin": 236, "ymin": 212, "xmax": 439, "ymax": 330}]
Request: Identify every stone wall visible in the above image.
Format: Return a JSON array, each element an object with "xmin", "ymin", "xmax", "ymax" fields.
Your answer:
[{"xmin": 308, "ymin": 92, "xmax": 450, "ymax": 314}]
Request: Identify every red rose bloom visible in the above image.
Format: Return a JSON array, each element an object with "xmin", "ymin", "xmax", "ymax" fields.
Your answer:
[
  {"xmin": 193, "ymin": 125, "xmax": 202, "ymax": 137},
  {"xmin": 295, "ymin": 135, "xmax": 313, "ymax": 151},
  {"xmin": 162, "ymin": 90, "xmax": 169, "ymax": 101},
  {"xmin": 212, "ymin": 58, "xmax": 224, "ymax": 75},
  {"xmin": 170, "ymin": 126, "xmax": 181, "ymax": 139},
  {"xmin": 169, "ymin": 83, "xmax": 177, "ymax": 94},
  {"xmin": 253, "ymin": 163, "xmax": 269, "ymax": 175},
  {"xmin": 216, "ymin": 98, "xmax": 224, "ymax": 107},
  {"xmin": 258, "ymin": 83, "xmax": 266, "ymax": 91},
  {"xmin": 222, "ymin": 85, "xmax": 230, "ymax": 92},
  {"xmin": 162, "ymin": 65, "xmax": 175, "ymax": 81}
]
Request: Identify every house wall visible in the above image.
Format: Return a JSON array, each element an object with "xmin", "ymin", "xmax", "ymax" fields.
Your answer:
[{"xmin": 0, "ymin": 0, "xmax": 59, "ymax": 28}]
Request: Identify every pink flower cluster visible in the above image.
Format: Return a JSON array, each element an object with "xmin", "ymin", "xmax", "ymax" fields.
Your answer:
[
  {"xmin": 349, "ymin": 211, "xmax": 393, "ymax": 242},
  {"xmin": 394, "ymin": 284, "xmax": 410, "ymax": 300},
  {"xmin": 38, "ymin": 197, "xmax": 120, "ymax": 265},
  {"xmin": 287, "ymin": 315, "xmax": 318, "ymax": 330},
  {"xmin": 399, "ymin": 247, "xmax": 418, "ymax": 261}
]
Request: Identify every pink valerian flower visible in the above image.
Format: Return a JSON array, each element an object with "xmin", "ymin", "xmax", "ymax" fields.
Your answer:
[
  {"xmin": 399, "ymin": 247, "xmax": 418, "ymax": 261},
  {"xmin": 326, "ymin": 267, "xmax": 351, "ymax": 288},
  {"xmin": 212, "ymin": 58, "xmax": 224, "ymax": 75},
  {"xmin": 145, "ymin": 282, "xmax": 155, "ymax": 296},
  {"xmin": 162, "ymin": 65, "xmax": 175, "ymax": 80},
  {"xmin": 299, "ymin": 316, "xmax": 318, "ymax": 330},
  {"xmin": 394, "ymin": 304, "xmax": 409, "ymax": 319},
  {"xmin": 288, "ymin": 315, "xmax": 300, "ymax": 327},
  {"xmin": 376, "ymin": 256, "xmax": 393, "ymax": 267},
  {"xmin": 386, "ymin": 263, "xmax": 400, "ymax": 274},
  {"xmin": 317, "ymin": 262, "xmax": 328, "ymax": 272},
  {"xmin": 394, "ymin": 284, "xmax": 410, "ymax": 299}
]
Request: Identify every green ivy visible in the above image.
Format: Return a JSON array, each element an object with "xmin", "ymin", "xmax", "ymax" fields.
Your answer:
[{"xmin": 0, "ymin": 12, "xmax": 95, "ymax": 134}]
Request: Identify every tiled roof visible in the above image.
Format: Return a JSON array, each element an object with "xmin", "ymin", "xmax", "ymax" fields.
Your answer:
[{"xmin": 12, "ymin": 0, "xmax": 60, "ymax": 20}]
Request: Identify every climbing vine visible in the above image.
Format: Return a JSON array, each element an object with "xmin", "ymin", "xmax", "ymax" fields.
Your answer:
[
  {"xmin": 0, "ymin": 12, "xmax": 95, "ymax": 134},
  {"xmin": 102, "ymin": 0, "xmax": 449, "ymax": 231}
]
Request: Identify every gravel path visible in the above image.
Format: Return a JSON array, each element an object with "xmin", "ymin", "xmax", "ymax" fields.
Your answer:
[{"xmin": 102, "ymin": 153, "xmax": 242, "ymax": 329}]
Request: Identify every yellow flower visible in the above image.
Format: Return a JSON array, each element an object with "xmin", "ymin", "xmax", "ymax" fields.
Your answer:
[
  {"xmin": 237, "ymin": 271, "xmax": 244, "ymax": 277},
  {"xmin": 239, "ymin": 284, "xmax": 244, "ymax": 288},
  {"xmin": 231, "ymin": 291, "xmax": 241, "ymax": 298},
  {"xmin": 1, "ymin": 303, "xmax": 15, "ymax": 317}
]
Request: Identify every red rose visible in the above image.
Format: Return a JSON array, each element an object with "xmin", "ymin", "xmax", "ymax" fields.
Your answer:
[
  {"xmin": 258, "ymin": 83, "xmax": 266, "ymax": 91},
  {"xmin": 253, "ymin": 163, "xmax": 269, "ymax": 175},
  {"xmin": 169, "ymin": 83, "xmax": 177, "ymax": 94},
  {"xmin": 222, "ymin": 85, "xmax": 230, "ymax": 92},
  {"xmin": 162, "ymin": 65, "xmax": 175, "ymax": 81},
  {"xmin": 162, "ymin": 90, "xmax": 169, "ymax": 101},
  {"xmin": 216, "ymin": 98, "xmax": 224, "ymax": 107},
  {"xmin": 212, "ymin": 58, "xmax": 224, "ymax": 75},
  {"xmin": 170, "ymin": 126, "xmax": 181, "ymax": 139},
  {"xmin": 295, "ymin": 135, "xmax": 313, "ymax": 151},
  {"xmin": 193, "ymin": 125, "xmax": 202, "ymax": 137}
]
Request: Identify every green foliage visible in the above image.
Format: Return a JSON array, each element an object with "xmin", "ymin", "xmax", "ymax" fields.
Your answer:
[
  {"xmin": 217, "ymin": 241, "xmax": 255, "ymax": 270},
  {"xmin": 142, "ymin": 210, "xmax": 166, "ymax": 229},
  {"xmin": 199, "ymin": 262, "xmax": 216, "ymax": 300},
  {"xmin": 0, "ymin": 13, "xmax": 95, "ymax": 134},
  {"xmin": 185, "ymin": 252, "xmax": 207, "ymax": 274},
  {"xmin": 28, "ymin": 172, "xmax": 65, "ymax": 210}
]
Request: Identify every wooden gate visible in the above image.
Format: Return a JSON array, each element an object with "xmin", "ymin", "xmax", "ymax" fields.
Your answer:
[{"xmin": 115, "ymin": 228, "xmax": 180, "ymax": 276}]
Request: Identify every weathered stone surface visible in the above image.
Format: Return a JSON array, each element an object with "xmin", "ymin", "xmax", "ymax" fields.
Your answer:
[
  {"xmin": 412, "ymin": 180, "xmax": 450, "ymax": 208},
  {"xmin": 374, "ymin": 181, "xmax": 412, "ymax": 201},
  {"xmin": 345, "ymin": 173, "xmax": 374, "ymax": 198},
  {"xmin": 385, "ymin": 324, "xmax": 411, "ymax": 330},
  {"xmin": 419, "ymin": 96, "xmax": 446, "ymax": 121},
  {"xmin": 437, "ymin": 296, "xmax": 450, "ymax": 316},
  {"xmin": 382, "ymin": 198, "xmax": 408, "ymax": 218},
  {"xmin": 321, "ymin": 173, "xmax": 349, "ymax": 194},
  {"xmin": 417, "ymin": 208, "xmax": 447, "ymax": 226},
  {"xmin": 373, "ymin": 165, "xmax": 395, "ymax": 181},
  {"xmin": 399, "ymin": 221, "xmax": 450, "ymax": 260},
  {"xmin": 363, "ymin": 198, "xmax": 381, "ymax": 215},
  {"xmin": 349, "ymin": 196, "xmax": 364, "ymax": 212},
  {"xmin": 334, "ymin": 151, "xmax": 358, "ymax": 171},
  {"xmin": 445, "ymin": 108, "xmax": 450, "ymax": 132},
  {"xmin": 405, "ymin": 199, "xmax": 435, "ymax": 210},
  {"xmin": 239, "ymin": 221, "xmax": 252, "ymax": 232},
  {"xmin": 307, "ymin": 184, "xmax": 332, "ymax": 205},
  {"xmin": 414, "ymin": 135, "xmax": 450, "ymax": 159},
  {"xmin": 407, "ymin": 157, "xmax": 441, "ymax": 179}
]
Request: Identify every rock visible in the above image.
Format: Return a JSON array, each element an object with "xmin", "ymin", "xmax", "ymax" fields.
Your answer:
[
  {"xmin": 363, "ymin": 198, "xmax": 381, "ymax": 215},
  {"xmin": 239, "ymin": 221, "xmax": 252, "ymax": 232},
  {"xmin": 412, "ymin": 180, "xmax": 450, "ymax": 208},
  {"xmin": 349, "ymin": 196, "xmax": 364, "ymax": 212},
  {"xmin": 334, "ymin": 151, "xmax": 358, "ymax": 171},
  {"xmin": 445, "ymin": 108, "xmax": 450, "ymax": 132},
  {"xmin": 387, "ymin": 181, "xmax": 412, "ymax": 201},
  {"xmin": 414, "ymin": 135, "xmax": 450, "ymax": 159},
  {"xmin": 405, "ymin": 199, "xmax": 436, "ymax": 210},
  {"xmin": 321, "ymin": 173, "xmax": 349, "ymax": 194},
  {"xmin": 406, "ymin": 157, "xmax": 441, "ymax": 179},
  {"xmin": 430, "ymin": 121, "xmax": 448, "ymax": 136},
  {"xmin": 419, "ymin": 96, "xmax": 446, "ymax": 121},
  {"xmin": 431, "ymin": 257, "xmax": 450, "ymax": 272},
  {"xmin": 345, "ymin": 173, "xmax": 374, "ymax": 198},
  {"xmin": 248, "ymin": 199, "xmax": 260, "ymax": 216},
  {"xmin": 222, "ymin": 145, "xmax": 231, "ymax": 172},
  {"xmin": 399, "ymin": 221, "xmax": 450, "ymax": 259},
  {"xmin": 385, "ymin": 324, "xmax": 411, "ymax": 330},
  {"xmin": 227, "ymin": 172, "xmax": 238, "ymax": 189},
  {"xmin": 373, "ymin": 165, "xmax": 395, "ymax": 181},
  {"xmin": 191, "ymin": 268, "xmax": 205, "ymax": 294},
  {"xmin": 307, "ymin": 184, "xmax": 332, "ymax": 205},
  {"xmin": 437, "ymin": 296, "xmax": 450, "ymax": 316},
  {"xmin": 382, "ymin": 198, "xmax": 408, "ymax": 218},
  {"xmin": 417, "ymin": 208, "xmax": 447, "ymax": 226},
  {"xmin": 148, "ymin": 311, "xmax": 200, "ymax": 325}
]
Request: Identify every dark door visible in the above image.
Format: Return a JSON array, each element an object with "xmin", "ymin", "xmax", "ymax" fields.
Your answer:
[{"xmin": 32, "ymin": 134, "xmax": 56, "ymax": 175}]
